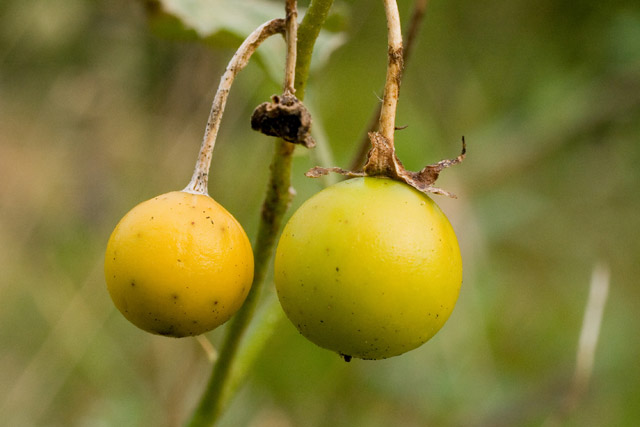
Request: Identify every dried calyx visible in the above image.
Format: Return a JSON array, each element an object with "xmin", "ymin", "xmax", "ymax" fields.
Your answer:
[
  {"xmin": 251, "ymin": 94, "xmax": 315, "ymax": 148},
  {"xmin": 307, "ymin": 132, "xmax": 466, "ymax": 198}
]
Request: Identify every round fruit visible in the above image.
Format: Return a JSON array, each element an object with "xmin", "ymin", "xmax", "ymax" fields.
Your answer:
[
  {"xmin": 105, "ymin": 191, "xmax": 254, "ymax": 337},
  {"xmin": 274, "ymin": 177, "xmax": 462, "ymax": 359}
]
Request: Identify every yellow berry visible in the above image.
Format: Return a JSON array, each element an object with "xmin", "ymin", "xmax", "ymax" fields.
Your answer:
[
  {"xmin": 275, "ymin": 177, "xmax": 462, "ymax": 359},
  {"xmin": 104, "ymin": 191, "xmax": 254, "ymax": 337}
]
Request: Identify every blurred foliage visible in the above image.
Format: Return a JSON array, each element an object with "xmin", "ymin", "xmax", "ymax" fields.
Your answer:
[{"xmin": 1, "ymin": 0, "xmax": 639, "ymax": 426}]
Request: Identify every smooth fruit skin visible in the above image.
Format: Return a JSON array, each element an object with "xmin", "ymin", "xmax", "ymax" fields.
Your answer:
[
  {"xmin": 104, "ymin": 191, "xmax": 254, "ymax": 337},
  {"xmin": 274, "ymin": 177, "xmax": 462, "ymax": 359}
]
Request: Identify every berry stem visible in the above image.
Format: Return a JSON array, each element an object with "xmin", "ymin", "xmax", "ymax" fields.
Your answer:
[
  {"xmin": 378, "ymin": 0, "xmax": 404, "ymax": 146},
  {"xmin": 350, "ymin": 0, "xmax": 429, "ymax": 171},
  {"xmin": 283, "ymin": 0, "xmax": 298, "ymax": 96},
  {"xmin": 184, "ymin": 19, "xmax": 286, "ymax": 195}
]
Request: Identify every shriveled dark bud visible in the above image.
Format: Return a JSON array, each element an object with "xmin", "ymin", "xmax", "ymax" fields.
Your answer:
[{"xmin": 251, "ymin": 94, "xmax": 316, "ymax": 148}]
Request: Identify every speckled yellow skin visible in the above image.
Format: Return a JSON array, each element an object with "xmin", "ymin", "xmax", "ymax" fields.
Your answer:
[
  {"xmin": 105, "ymin": 191, "xmax": 254, "ymax": 337},
  {"xmin": 275, "ymin": 177, "xmax": 462, "ymax": 359}
]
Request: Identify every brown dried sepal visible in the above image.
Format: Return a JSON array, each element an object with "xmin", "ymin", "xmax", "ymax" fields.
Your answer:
[
  {"xmin": 306, "ymin": 132, "xmax": 466, "ymax": 198},
  {"xmin": 251, "ymin": 94, "xmax": 316, "ymax": 148}
]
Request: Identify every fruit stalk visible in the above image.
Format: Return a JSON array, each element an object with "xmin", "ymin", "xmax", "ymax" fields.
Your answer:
[
  {"xmin": 350, "ymin": 0, "xmax": 429, "ymax": 171},
  {"xmin": 184, "ymin": 19, "xmax": 286, "ymax": 195},
  {"xmin": 378, "ymin": 0, "xmax": 404, "ymax": 146},
  {"xmin": 283, "ymin": 0, "xmax": 298, "ymax": 96}
]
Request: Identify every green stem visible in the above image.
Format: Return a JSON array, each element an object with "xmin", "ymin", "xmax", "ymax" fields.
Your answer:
[
  {"xmin": 186, "ymin": 1, "xmax": 334, "ymax": 426},
  {"xmin": 295, "ymin": 0, "xmax": 335, "ymax": 97}
]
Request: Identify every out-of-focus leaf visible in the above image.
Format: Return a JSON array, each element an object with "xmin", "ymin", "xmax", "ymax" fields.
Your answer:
[
  {"xmin": 145, "ymin": 0, "xmax": 347, "ymax": 83},
  {"xmin": 156, "ymin": 0, "xmax": 283, "ymax": 39}
]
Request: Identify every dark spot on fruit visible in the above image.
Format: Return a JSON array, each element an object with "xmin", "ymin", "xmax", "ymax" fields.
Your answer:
[
  {"xmin": 191, "ymin": 221, "xmax": 195, "ymax": 225},
  {"xmin": 341, "ymin": 354, "xmax": 352, "ymax": 362},
  {"xmin": 130, "ymin": 281, "xmax": 135, "ymax": 287},
  {"xmin": 177, "ymin": 259, "xmax": 182, "ymax": 262},
  {"xmin": 335, "ymin": 267, "xmax": 339, "ymax": 272},
  {"xmin": 213, "ymin": 300, "xmax": 219, "ymax": 305},
  {"xmin": 320, "ymin": 320, "xmax": 324, "ymax": 323}
]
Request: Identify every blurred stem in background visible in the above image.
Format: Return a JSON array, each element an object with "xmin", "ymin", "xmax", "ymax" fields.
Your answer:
[{"xmin": 186, "ymin": 1, "xmax": 334, "ymax": 425}]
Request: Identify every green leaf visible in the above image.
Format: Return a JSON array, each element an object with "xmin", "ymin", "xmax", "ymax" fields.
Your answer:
[{"xmin": 146, "ymin": 0, "xmax": 346, "ymax": 82}]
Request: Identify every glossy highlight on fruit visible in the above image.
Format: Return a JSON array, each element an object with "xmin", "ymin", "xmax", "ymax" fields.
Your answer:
[
  {"xmin": 105, "ymin": 191, "xmax": 254, "ymax": 337},
  {"xmin": 274, "ymin": 177, "xmax": 462, "ymax": 359}
]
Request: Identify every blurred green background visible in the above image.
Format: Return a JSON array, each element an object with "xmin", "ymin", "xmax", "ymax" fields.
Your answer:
[{"xmin": 1, "ymin": 0, "xmax": 639, "ymax": 425}]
